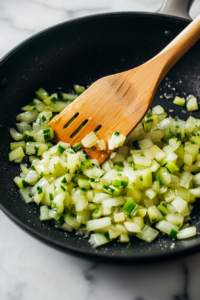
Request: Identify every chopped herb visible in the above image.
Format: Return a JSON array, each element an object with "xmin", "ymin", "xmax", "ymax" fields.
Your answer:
[
  {"xmin": 31, "ymin": 165, "xmax": 36, "ymax": 170},
  {"xmin": 43, "ymin": 128, "xmax": 50, "ymax": 134},
  {"xmin": 28, "ymin": 100, "xmax": 35, "ymax": 106},
  {"xmin": 37, "ymin": 186, "xmax": 43, "ymax": 195},
  {"xmin": 103, "ymin": 185, "xmax": 118, "ymax": 195},
  {"xmin": 151, "ymin": 218, "xmax": 157, "ymax": 223},
  {"xmin": 23, "ymin": 133, "xmax": 34, "ymax": 142},
  {"xmin": 61, "ymin": 177, "xmax": 67, "ymax": 183},
  {"xmin": 114, "ymin": 131, "xmax": 120, "ymax": 136},
  {"xmin": 23, "ymin": 133, "xmax": 28, "ymax": 141},
  {"xmin": 104, "ymin": 232, "xmax": 111, "ymax": 242},
  {"xmin": 41, "ymin": 115, "xmax": 46, "ymax": 123},
  {"xmin": 121, "ymin": 180, "xmax": 128, "ymax": 187},
  {"xmin": 169, "ymin": 228, "xmax": 178, "ymax": 239},
  {"xmin": 93, "ymin": 207, "xmax": 100, "ymax": 214},
  {"xmin": 114, "ymin": 165, "xmax": 123, "ymax": 171},
  {"xmin": 92, "ymin": 163, "xmax": 99, "ymax": 168},
  {"xmin": 44, "ymin": 133, "xmax": 51, "ymax": 140},
  {"xmin": 49, "ymin": 193, "xmax": 53, "ymax": 201},
  {"xmin": 58, "ymin": 145, "xmax": 65, "ymax": 154},
  {"xmin": 34, "ymin": 146, "xmax": 39, "ymax": 156},
  {"xmin": 90, "ymin": 178, "xmax": 95, "ymax": 182},
  {"xmin": 57, "ymin": 215, "xmax": 65, "ymax": 225},
  {"xmin": 40, "ymin": 172, "xmax": 44, "ymax": 177},
  {"xmin": 145, "ymin": 119, "xmax": 153, "ymax": 123},
  {"xmin": 28, "ymin": 193, "xmax": 32, "ymax": 198},
  {"xmin": 132, "ymin": 140, "xmax": 141, "ymax": 150},
  {"xmin": 83, "ymin": 149, "xmax": 90, "ymax": 158},
  {"xmin": 60, "ymin": 185, "xmax": 66, "ymax": 191},
  {"xmin": 146, "ymin": 110, "xmax": 152, "ymax": 118},
  {"xmin": 22, "ymin": 180, "xmax": 27, "ymax": 188},
  {"xmin": 69, "ymin": 213, "xmax": 76, "ymax": 218},
  {"xmin": 72, "ymin": 142, "xmax": 83, "ymax": 152},
  {"xmin": 50, "ymin": 97, "xmax": 57, "ymax": 103},
  {"xmin": 29, "ymin": 136, "xmax": 34, "ymax": 142}
]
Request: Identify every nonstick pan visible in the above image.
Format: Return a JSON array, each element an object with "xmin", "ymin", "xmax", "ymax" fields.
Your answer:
[{"xmin": 0, "ymin": 0, "xmax": 200, "ymax": 263}]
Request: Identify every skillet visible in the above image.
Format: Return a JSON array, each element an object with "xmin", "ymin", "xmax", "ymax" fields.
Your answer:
[{"xmin": 0, "ymin": 0, "xmax": 200, "ymax": 263}]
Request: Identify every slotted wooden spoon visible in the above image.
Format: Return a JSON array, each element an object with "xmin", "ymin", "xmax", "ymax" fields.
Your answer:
[{"xmin": 49, "ymin": 16, "xmax": 200, "ymax": 164}]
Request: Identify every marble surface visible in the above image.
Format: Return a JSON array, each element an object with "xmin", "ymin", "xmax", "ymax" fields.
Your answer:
[{"xmin": 1, "ymin": 0, "xmax": 200, "ymax": 299}]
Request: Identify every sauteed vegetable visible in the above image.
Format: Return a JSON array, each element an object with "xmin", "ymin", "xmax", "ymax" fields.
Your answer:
[{"xmin": 9, "ymin": 86, "xmax": 199, "ymax": 247}]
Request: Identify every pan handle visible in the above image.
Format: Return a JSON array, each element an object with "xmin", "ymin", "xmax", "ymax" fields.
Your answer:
[{"xmin": 157, "ymin": 0, "xmax": 194, "ymax": 20}]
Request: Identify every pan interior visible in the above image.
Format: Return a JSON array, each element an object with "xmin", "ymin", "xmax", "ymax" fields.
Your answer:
[{"xmin": 1, "ymin": 13, "xmax": 200, "ymax": 261}]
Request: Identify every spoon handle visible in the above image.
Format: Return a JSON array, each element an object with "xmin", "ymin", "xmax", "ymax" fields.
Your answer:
[{"xmin": 152, "ymin": 15, "xmax": 200, "ymax": 80}]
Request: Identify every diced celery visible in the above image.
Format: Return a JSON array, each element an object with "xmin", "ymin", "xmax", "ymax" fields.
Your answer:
[
  {"xmin": 173, "ymin": 96, "xmax": 185, "ymax": 107},
  {"xmin": 86, "ymin": 217, "xmax": 111, "ymax": 231},
  {"xmin": 123, "ymin": 199, "xmax": 138, "ymax": 214},
  {"xmin": 103, "ymin": 185, "xmax": 120, "ymax": 196},
  {"xmin": 10, "ymin": 141, "xmax": 26, "ymax": 151},
  {"xmin": 40, "ymin": 206, "xmax": 51, "ymax": 221},
  {"xmin": 177, "ymin": 227, "xmax": 196, "ymax": 239},
  {"xmin": 114, "ymin": 212, "xmax": 125, "ymax": 223},
  {"xmin": 64, "ymin": 214, "xmax": 80, "ymax": 230},
  {"xmin": 136, "ymin": 225, "xmax": 159, "ymax": 243},
  {"xmin": 165, "ymin": 162, "xmax": 179, "ymax": 173},
  {"xmin": 148, "ymin": 205, "xmax": 163, "ymax": 223},
  {"xmin": 142, "ymin": 168, "xmax": 152, "ymax": 188},
  {"xmin": 74, "ymin": 84, "xmax": 85, "ymax": 94},
  {"xmin": 35, "ymin": 88, "xmax": 49, "ymax": 100},
  {"xmin": 89, "ymin": 233, "xmax": 111, "ymax": 247},
  {"xmin": 9, "ymin": 147, "xmax": 25, "ymax": 162},
  {"xmin": 156, "ymin": 220, "xmax": 179, "ymax": 234},
  {"xmin": 124, "ymin": 222, "xmax": 141, "ymax": 233},
  {"xmin": 157, "ymin": 203, "xmax": 171, "ymax": 215},
  {"xmin": 186, "ymin": 95, "xmax": 198, "ymax": 111},
  {"xmin": 81, "ymin": 131, "xmax": 98, "ymax": 148}
]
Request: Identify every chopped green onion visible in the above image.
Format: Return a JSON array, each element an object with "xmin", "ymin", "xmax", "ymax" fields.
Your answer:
[
  {"xmin": 169, "ymin": 228, "xmax": 178, "ymax": 239},
  {"xmin": 114, "ymin": 132, "xmax": 120, "ymax": 136},
  {"xmin": 132, "ymin": 140, "xmax": 141, "ymax": 150},
  {"xmin": 72, "ymin": 142, "xmax": 83, "ymax": 152},
  {"xmin": 37, "ymin": 186, "xmax": 43, "ymax": 195},
  {"xmin": 57, "ymin": 145, "xmax": 66, "ymax": 154}
]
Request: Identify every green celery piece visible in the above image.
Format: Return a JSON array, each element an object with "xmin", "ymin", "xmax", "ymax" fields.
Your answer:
[
  {"xmin": 157, "ymin": 203, "xmax": 170, "ymax": 216},
  {"xmin": 123, "ymin": 199, "xmax": 137, "ymax": 214},
  {"xmin": 35, "ymin": 88, "xmax": 49, "ymax": 100}
]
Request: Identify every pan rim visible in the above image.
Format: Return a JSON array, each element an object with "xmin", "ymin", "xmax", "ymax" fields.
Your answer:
[
  {"xmin": 1, "ymin": 11, "xmax": 198, "ymax": 263},
  {"xmin": 0, "ymin": 11, "xmax": 190, "ymax": 66}
]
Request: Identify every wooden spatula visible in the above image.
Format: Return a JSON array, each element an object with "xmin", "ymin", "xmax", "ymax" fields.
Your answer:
[{"xmin": 49, "ymin": 16, "xmax": 200, "ymax": 164}]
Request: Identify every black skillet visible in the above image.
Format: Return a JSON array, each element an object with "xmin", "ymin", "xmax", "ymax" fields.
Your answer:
[{"xmin": 0, "ymin": 0, "xmax": 200, "ymax": 263}]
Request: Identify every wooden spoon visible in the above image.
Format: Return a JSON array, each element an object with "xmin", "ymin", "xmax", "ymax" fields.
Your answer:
[{"xmin": 49, "ymin": 16, "xmax": 200, "ymax": 164}]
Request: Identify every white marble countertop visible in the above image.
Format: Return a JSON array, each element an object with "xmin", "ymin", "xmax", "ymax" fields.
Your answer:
[{"xmin": 1, "ymin": 1, "xmax": 200, "ymax": 299}]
